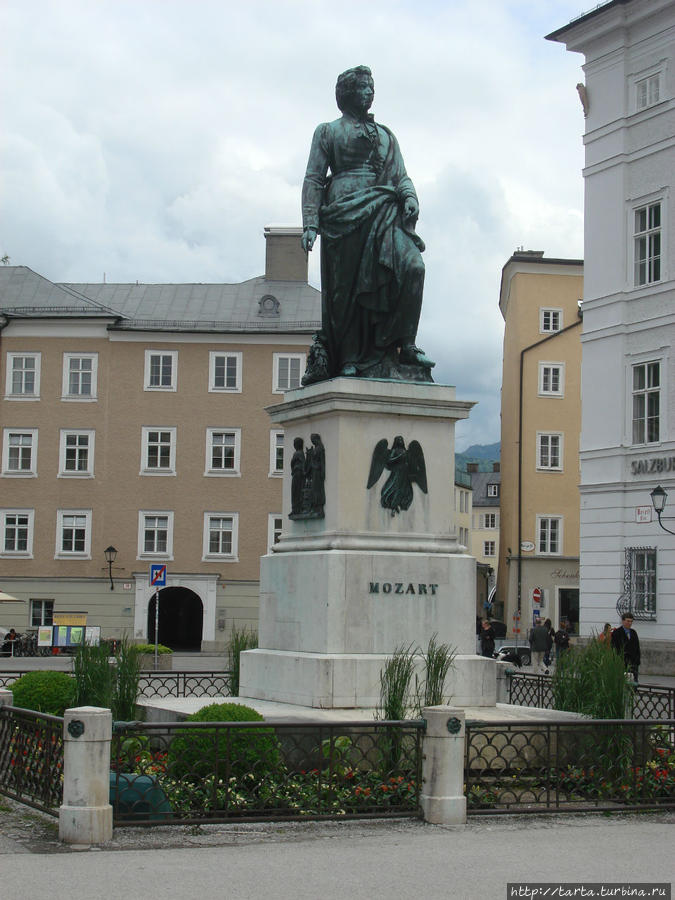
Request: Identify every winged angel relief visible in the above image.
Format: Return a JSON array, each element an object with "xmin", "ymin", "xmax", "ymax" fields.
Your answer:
[{"xmin": 366, "ymin": 436, "xmax": 428, "ymax": 515}]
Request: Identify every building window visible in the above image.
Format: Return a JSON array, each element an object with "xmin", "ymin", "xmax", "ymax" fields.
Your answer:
[
  {"xmin": 1, "ymin": 509, "xmax": 34, "ymax": 556},
  {"xmin": 139, "ymin": 511, "xmax": 173, "ymax": 558},
  {"xmin": 144, "ymin": 351, "xmax": 178, "ymax": 391},
  {"xmin": 6, "ymin": 353, "xmax": 41, "ymax": 399},
  {"xmin": 203, "ymin": 512, "xmax": 238, "ymax": 560},
  {"xmin": 269, "ymin": 430, "xmax": 284, "ymax": 476},
  {"xmin": 482, "ymin": 513, "xmax": 497, "ymax": 529},
  {"xmin": 486, "ymin": 483, "xmax": 499, "ymax": 498},
  {"xmin": 268, "ymin": 514, "xmax": 283, "ymax": 552},
  {"xmin": 540, "ymin": 308, "xmax": 562, "ymax": 333},
  {"xmin": 538, "ymin": 362, "xmax": 564, "ymax": 397},
  {"xmin": 537, "ymin": 432, "xmax": 563, "ymax": 470},
  {"xmin": 536, "ymin": 516, "xmax": 562, "ymax": 555},
  {"xmin": 62, "ymin": 353, "xmax": 97, "ymax": 399},
  {"xmin": 624, "ymin": 547, "xmax": 657, "ymax": 620},
  {"xmin": 209, "ymin": 351, "xmax": 242, "ymax": 392},
  {"xmin": 273, "ymin": 353, "xmax": 305, "ymax": 392},
  {"xmin": 56, "ymin": 510, "xmax": 91, "ymax": 557},
  {"xmin": 459, "ymin": 527, "xmax": 468, "ymax": 546},
  {"xmin": 634, "ymin": 202, "xmax": 661, "ymax": 286},
  {"xmin": 483, "ymin": 541, "xmax": 496, "ymax": 557},
  {"xmin": 59, "ymin": 430, "xmax": 95, "ymax": 476},
  {"xmin": 30, "ymin": 599, "xmax": 54, "ymax": 627},
  {"xmin": 2, "ymin": 429, "xmax": 38, "ymax": 476},
  {"xmin": 636, "ymin": 73, "xmax": 660, "ymax": 110},
  {"xmin": 205, "ymin": 428, "xmax": 241, "ymax": 476},
  {"xmin": 632, "ymin": 362, "xmax": 660, "ymax": 444},
  {"xmin": 141, "ymin": 427, "xmax": 176, "ymax": 475}
]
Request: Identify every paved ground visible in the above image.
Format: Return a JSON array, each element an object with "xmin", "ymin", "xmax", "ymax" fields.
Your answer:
[{"xmin": 0, "ymin": 798, "xmax": 673, "ymax": 898}]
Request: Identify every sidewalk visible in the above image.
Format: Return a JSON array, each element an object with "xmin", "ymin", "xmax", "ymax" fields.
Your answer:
[{"xmin": 0, "ymin": 799, "xmax": 672, "ymax": 899}]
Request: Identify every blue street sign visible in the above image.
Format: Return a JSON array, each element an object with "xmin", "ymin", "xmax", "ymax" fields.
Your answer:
[{"xmin": 149, "ymin": 564, "xmax": 167, "ymax": 587}]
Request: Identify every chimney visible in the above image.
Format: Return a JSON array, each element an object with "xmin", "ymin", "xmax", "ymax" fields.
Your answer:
[
  {"xmin": 467, "ymin": 463, "xmax": 479, "ymax": 474},
  {"xmin": 493, "ymin": 462, "xmax": 500, "ymax": 473},
  {"xmin": 264, "ymin": 226, "xmax": 308, "ymax": 282}
]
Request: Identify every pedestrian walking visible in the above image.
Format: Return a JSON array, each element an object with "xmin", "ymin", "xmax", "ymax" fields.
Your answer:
[
  {"xmin": 529, "ymin": 619, "xmax": 550, "ymax": 673},
  {"xmin": 610, "ymin": 613, "xmax": 640, "ymax": 683},
  {"xmin": 554, "ymin": 622, "xmax": 570, "ymax": 662}
]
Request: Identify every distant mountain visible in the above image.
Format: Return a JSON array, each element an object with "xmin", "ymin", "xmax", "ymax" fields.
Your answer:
[
  {"xmin": 455, "ymin": 442, "xmax": 500, "ymax": 478},
  {"xmin": 460, "ymin": 442, "xmax": 500, "ymax": 460}
]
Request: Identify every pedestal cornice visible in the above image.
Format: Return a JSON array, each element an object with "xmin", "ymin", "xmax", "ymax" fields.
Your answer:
[{"xmin": 267, "ymin": 377, "xmax": 475, "ymax": 425}]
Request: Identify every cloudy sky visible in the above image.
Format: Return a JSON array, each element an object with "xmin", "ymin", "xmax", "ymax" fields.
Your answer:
[{"xmin": 0, "ymin": 0, "xmax": 588, "ymax": 450}]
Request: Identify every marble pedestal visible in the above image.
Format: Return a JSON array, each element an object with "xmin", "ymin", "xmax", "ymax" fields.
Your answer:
[{"xmin": 240, "ymin": 378, "xmax": 493, "ymax": 709}]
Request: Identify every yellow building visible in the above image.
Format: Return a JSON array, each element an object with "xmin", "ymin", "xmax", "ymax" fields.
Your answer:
[
  {"xmin": 0, "ymin": 227, "xmax": 319, "ymax": 650},
  {"xmin": 497, "ymin": 251, "xmax": 583, "ymax": 636}
]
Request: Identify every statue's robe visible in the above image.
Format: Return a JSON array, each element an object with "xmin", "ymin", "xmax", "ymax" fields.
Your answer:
[{"xmin": 302, "ymin": 112, "xmax": 425, "ymax": 377}]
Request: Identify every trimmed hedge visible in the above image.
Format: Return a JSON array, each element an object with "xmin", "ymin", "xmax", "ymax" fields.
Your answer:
[
  {"xmin": 10, "ymin": 670, "xmax": 76, "ymax": 716},
  {"xmin": 168, "ymin": 702, "xmax": 281, "ymax": 780}
]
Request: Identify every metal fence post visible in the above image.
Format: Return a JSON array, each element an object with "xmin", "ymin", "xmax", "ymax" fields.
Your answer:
[
  {"xmin": 59, "ymin": 706, "xmax": 113, "ymax": 846},
  {"xmin": 420, "ymin": 706, "xmax": 466, "ymax": 825}
]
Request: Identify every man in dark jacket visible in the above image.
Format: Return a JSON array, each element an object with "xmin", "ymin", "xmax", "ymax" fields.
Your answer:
[
  {"xmin": 610, "ymin": 613, "xmax": 641, "ymax": 683},
  {"xmin": 529, "ymin": 619, "xmax": 550, "ymax": 672}
]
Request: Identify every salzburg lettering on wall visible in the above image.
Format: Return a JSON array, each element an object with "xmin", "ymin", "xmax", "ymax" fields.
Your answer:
[
  {"xmin": 369, "ymin": 582, "xmax": 439, "ymax": 595},
  {"xmin": 631, "ymin": 456, "xmax": 675, "ymax": 476}
]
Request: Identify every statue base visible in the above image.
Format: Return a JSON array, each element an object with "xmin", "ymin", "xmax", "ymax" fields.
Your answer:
[{"xmin": 239, "ymin": 378, "xmax": 487, "ymax": 709}]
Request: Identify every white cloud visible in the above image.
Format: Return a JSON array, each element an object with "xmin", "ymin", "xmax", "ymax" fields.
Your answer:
[{"xmin": 0, "ymin": 0, "xmax": 587, "ymax": 447}]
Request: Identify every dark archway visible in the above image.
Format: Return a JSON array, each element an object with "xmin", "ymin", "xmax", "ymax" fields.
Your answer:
[{"xmin": 147, "ymin": 587, "xmax": 203, "ymax": 651}]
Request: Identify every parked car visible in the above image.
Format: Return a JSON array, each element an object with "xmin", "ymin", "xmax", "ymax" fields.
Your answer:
[{"xmin": 495, "ymin": 644, "xmax": 531, "ymax": 667}]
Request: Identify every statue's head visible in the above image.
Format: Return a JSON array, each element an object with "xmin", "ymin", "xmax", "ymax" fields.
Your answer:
[{"xmin": 336, "ymin": 65, "xmax": 374, "ymax": 113}]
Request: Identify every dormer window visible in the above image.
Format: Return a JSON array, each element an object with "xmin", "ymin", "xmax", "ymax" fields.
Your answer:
[{"xmin": 258, "ymin": 295, "xmax": 280, "ymax": 317}]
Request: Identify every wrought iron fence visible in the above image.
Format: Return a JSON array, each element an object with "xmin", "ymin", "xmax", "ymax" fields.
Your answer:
[
  {"xmin": 0, "ymin": 669, "xmax": 233, "ymax": 698},
  {"xmin": 465, "ymin": 717, "xmax": 675, "ymax": 814},
  {"xmin": 0, "ymin": 705, "xmax": 64, "ymax": 815},
  {"xmin": 0, "ymin": 671, "xmax": 26, "ymax": 689},
  {"xmin": 137, "ymin": 671, "xmax": 233, "ymax": 698},
  {"xmin": 110, "ymin": 718, "xmax": 424, "ymax": 825},
  {"xmin": 508, "ymin": 671, "xmax": 675, "ymax": 720}
]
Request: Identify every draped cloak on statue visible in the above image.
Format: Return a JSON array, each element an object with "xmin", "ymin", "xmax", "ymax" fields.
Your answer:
[{"xmin": 302, "ymin": 112, "xmax": 425, "ymax": 377}]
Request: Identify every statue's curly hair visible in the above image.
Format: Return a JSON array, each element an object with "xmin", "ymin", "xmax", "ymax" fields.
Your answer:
[{"xmin": 335, "ymin": 65, "xmax": 373, "ymax": 111}]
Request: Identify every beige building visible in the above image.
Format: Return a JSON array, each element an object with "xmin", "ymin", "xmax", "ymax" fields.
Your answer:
[
  {"xmin": 0, "ymin": 227, "xmax": 319, "ymax": 650},
  {"xmin": 497, "ymin": 251, "xmax": 583, "ymax": 636}
]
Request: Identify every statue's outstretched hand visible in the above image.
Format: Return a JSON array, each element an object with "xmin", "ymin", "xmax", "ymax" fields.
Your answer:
[
  {"xmin": 302, "ymin": 227, "xmax": 317, "ymax": 252},
  {"xmin": 403, "ymin": 198, "xmax": 419, "ymax": 221}
]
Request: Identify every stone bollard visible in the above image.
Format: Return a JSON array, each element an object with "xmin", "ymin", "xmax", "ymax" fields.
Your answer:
[
  {"xmin": 420, "ymin": 706, "xmax": 466, "ymax": 826},
  {"xmin": 59, "ymin": 706, "xmax": 113, "ymax": 846},
  {"xmin": 495, "ymin": 661, "xmax": 512, "ymax": 703}
]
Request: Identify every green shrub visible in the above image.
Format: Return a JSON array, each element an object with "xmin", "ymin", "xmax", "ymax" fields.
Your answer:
[
  {"xmin": 74, "ymin": 642, "xmax": 115, "ymax": 710},
  {"xmin": 11, "ymin": 671, "xmax": 76, "ymax": 716},
  {"xmin": 552, "ymin": 639, "xmax": 632, "ymax": 719},
  {"xmin": 167, "ymin": 702, "xmax": 281, "ymax": 781},
  {"xmin": 417, "ymin": 634, "xmax": 456, "ymax": 710},
  {"xmin": 73, "ymin": 638, "xmax": 141, "ymax": 720},
  {"xmin": 225, "ymin": 626, "xmax": 258, "ymax": 696},
  {"xmin": 133, "ymin": 643, "xmax": 172, "ymax": 655},
  {"xmin": 114, "ymin": 639, "xmax": 141, "ymax": 721},
  {"xmin": 377, "ymin": 643, "xmax": 416, "ymax": 721}
]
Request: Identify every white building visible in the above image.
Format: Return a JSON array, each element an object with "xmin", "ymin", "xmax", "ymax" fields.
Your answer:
[{"xmin": 549, "ymin": 0, "xmax": 675, "ymax": 670}]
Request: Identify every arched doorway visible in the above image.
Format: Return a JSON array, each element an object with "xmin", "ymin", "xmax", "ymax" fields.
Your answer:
[{"xmin": 147, "ymin": 586, "xmax": 203, "ymax": 651}]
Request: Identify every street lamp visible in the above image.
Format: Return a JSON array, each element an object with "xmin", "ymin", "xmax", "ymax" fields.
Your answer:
[
  {"xmin": 650, "ymin": 485, "xmax": 675, "ymax": 536},
  {"xmin": 104, "ymin": 545, "xmax": 118, "ymax": 590}
]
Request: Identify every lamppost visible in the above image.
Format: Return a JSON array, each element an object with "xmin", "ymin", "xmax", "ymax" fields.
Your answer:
[
  {"xmin": 649, "ymin": 486, "xmax": 675, "ymax": 536},
  {"xmin": 104, "ymin": 545, "xmax": 118, "ymax": 590}
]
